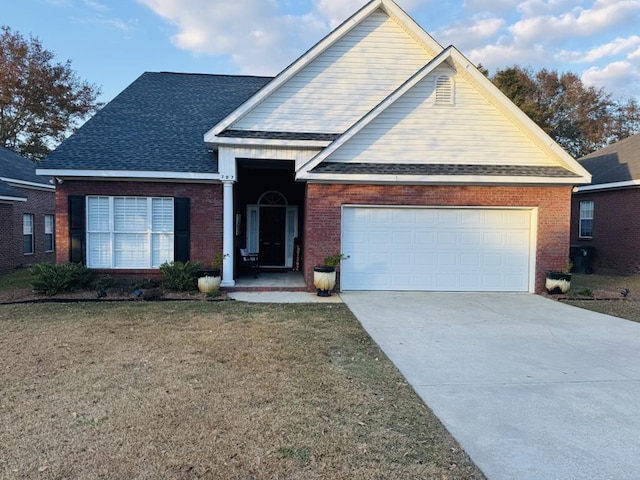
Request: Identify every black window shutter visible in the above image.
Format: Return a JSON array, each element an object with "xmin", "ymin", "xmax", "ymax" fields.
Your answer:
[
  {"xmin": 174, "ymin": 197, "xmax": 190, "ymax": 262},
  {"xmin": 68, "ymin": 196, "xmax": 86, "ymax": 264}
]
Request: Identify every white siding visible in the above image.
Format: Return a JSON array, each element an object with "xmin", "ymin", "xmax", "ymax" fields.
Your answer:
[
  {"xmin": 233, "ymin": 10, "xmax": 434, "ymax": 134},
  {"xmin": 218, "ymin": 146, "xmax": 321, "ymax": 179},
  {"xmin": 325, "ymin": 66, "xmax": 556, "ymax": 166}
]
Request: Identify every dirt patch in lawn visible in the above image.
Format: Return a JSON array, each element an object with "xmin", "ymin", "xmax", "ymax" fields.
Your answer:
[{"xmin": 0, "ymin": 302, "xmax": 485, "ymax": 479}]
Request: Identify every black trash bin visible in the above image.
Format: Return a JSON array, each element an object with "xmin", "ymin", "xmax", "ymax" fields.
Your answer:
[{"xmin": 570, "ymin": 245, "xmax": 595, "ymax": 274}]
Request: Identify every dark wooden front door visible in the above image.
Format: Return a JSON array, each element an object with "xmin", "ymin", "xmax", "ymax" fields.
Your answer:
[{"xmin": 259, "ymin": 206, "xmax": 286, "ymax": 266}]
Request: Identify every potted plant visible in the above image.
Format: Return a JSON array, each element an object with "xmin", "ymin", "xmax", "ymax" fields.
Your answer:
[
  {"xmin": 313, "ymin": 253, "xmax": 349, "ymax": 297},
  {"xmin": 198, "ymin": 253, "xmax": 225, "ymax": 293},
  {"xmin": 545, "ymin": 259, "xmax": 573, "ymax": 294}
]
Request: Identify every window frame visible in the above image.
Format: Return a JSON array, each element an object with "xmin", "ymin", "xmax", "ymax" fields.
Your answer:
[
  {"xmin": 44, "ymin": 214, "xmax": 55, "ymax": 252},
  {"xmin": 579, "ymin": 200, "xmax": 594, "ymax": 238},
  {"xmin": 23, "ymin": 214, "xmax": 34, "ymax": 255},
  {"xmin": 86, "ymin": 196, "xmax": 175, "ymax": 269}
]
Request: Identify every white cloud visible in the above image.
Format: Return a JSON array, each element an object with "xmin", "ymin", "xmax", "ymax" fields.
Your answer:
[
  {"xmin": 136, "ymin": 0, "xmax": 332, "ymax": 74},
  {"xmin": 510, "ymin": 0, "xmax": 640, "ymax": 42},
  {"xmin": 582, "ymin": 60, "xmax": 640, "ymax": 98},
  {"xmin": 465, "ymin": 43, "xmax": 551, "ymax": 72},
  {"xmin": 581, "ymin": 36, "xmax": 640, "ymax": 62},
  {"xmin": 436, "ymin": 17, "xmax": 505, "ymax": 50},
  {"xmin": 313, "ymin": 0, "xmax": 368, "ymax": 28}
]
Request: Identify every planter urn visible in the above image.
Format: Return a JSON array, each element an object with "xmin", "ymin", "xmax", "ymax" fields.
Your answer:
[
  {"xmin": 545, "ymin": 271, "xmax": 572, "ymax": 294},
  {"xmin": 198, "ymin": 269, "xmax": 221, "ymax": 293},
  {"xmin": 313, "ymin": 266, "xmax": 336, "ymax": 297}
]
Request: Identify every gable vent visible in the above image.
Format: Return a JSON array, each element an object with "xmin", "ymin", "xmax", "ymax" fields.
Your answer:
[{"xmin": 434, "ymin": 75, "xmax": 454, "ymax": 105}]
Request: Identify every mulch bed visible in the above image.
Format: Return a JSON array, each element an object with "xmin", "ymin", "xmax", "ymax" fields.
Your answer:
[{"xmin": 0, "ymin": 288, "xmax": 231, "ymax": 305}]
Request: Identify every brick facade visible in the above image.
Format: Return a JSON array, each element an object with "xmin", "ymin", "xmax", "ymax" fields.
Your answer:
[
  {"xmin": 571, "ymin": 188, "xmax": 640, "ymax": 275},
  {"xmin": 0, "ymin": 186, "xmax": 56, "ymax": 272},
  {"xmin": 304, "ymin": 183, "xmax": 572, "ymax": 293},
  {"xmin": 55, "ymin": 180, "xmax": 223, "ymax": 276}
]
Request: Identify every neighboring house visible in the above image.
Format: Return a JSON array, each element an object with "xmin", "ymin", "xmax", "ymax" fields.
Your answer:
[
  {"xmin": 571, "ymin": 133, "xmax": 640, "ymax": 274},
  {"xmin": 0, "ymin": 146, "xmax": 56, "ymax": 272},
  {"xmin": 38, "ymin": 0, "xmax": 590, "ymax": 293}
]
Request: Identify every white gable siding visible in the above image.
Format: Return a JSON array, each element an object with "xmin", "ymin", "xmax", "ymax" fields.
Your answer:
[
  {"xmin": 233, "ymin": 10, "xmax": 435, "ymax": 134},
  {"xmin": 218, "ymin": 146, "xmax": 322, "ymax": 178},
  {"xmin": 324, "ymin": 66, "xmax": 556, "ymax": 166}
]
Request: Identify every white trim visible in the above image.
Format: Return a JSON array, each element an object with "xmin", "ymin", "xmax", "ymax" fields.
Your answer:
[
  {"xmin": 0, "ymin": 177, "xmax": 54, "ymax": 190},
  {"xmin": 204, "ymin": 0, "xmax": 443, "ymax": 142},
  {"xmin": 221, "ymin": 181, "xmax": 236, "ymax": 287},
  {"xmin": 0, "ymin": 195, "xmax": 27, "ymax": 202},
  {"xmin": 298, "ymin": 172, "xmax": 582, "ymax": 185},
  {"xmin": 574, "ymin": 179, "xmax": 640, "ymax": 193},
  {"xmin": 35, "ymin": 169, "xmax": 222, "ymax": 181},
  {"xmin": 211, "ymin": 137, "xmax": 332, "ymax": 149}
]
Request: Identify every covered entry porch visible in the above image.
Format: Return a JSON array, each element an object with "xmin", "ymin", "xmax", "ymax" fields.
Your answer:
[{"xmin": 222, "ymin": 158, "xmax": 306, "ymax": 287}]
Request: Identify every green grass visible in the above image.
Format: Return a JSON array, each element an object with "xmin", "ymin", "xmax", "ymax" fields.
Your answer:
[{"xmin": 0, "ymin": 268, "xmax": 32, "ymax": 291}]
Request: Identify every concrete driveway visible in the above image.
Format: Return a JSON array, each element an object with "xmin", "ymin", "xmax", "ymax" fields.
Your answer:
[{"xmin": 341, "ymin": 292, "xmax": 640, "ymax": 480}]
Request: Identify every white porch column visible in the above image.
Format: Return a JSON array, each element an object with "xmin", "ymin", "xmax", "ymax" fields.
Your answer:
[{"xmin": 221, "ymin": 180, "xmax": 235, "ymax": 287}]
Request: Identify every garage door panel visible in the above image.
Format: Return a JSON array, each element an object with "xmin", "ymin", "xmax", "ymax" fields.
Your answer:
[{"xmin": 341, "ymin": 207, "xmax": 532, "ymax": 292}]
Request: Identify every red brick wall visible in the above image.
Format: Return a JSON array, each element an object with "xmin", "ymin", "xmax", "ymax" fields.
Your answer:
[
  {"xmin": 0, "ymin": 187, "xmax": 56, "ymax": 272},
  {"xmin": 304, "ymin": 184, "xmax": 572, "ymax": 293},
  {"xmin": 55, "ymin": 180, "xmax": 223, "ymax": 272},
  {"xmin": 571, "ymin": 189, "xmax": 640, "ymax": 274}
]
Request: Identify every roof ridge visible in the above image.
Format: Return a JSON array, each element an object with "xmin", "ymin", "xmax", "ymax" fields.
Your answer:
[{"xmin": 152, "ymin": 71, "xmax": 274, "ymax": 80}]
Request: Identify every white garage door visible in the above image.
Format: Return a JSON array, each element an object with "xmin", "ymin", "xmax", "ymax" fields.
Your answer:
[{"xmin": 341, "ymin": 207, "xmax": 533, "ymax": 292}]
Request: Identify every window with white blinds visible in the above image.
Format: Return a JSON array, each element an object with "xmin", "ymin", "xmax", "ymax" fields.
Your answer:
[{"xmin": 87, "ymin": 196, "xmax": 174, "ymax": 268}]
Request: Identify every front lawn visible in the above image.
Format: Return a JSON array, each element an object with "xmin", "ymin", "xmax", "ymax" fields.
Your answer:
[
  {"xmin": 0, "ymin": 301, "xmax": 484, "ymax": 479},
  {"xmin": 562, "ymin": 273, "xmax": 640, "ymax": 323}
]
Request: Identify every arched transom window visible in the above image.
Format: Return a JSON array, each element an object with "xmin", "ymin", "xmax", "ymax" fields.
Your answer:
[{"xmin": 258, "ymin": 190, "xmax": 287, "ymax": 206}]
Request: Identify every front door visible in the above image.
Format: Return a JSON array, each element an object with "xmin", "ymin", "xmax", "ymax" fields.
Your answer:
[
  {"xmin": 246, "ymin": 191, "xmax": 299, "ymax": 268},
  {"xmin": 259, "ymin": 206, "xmax": 286, "ymax": 266}
]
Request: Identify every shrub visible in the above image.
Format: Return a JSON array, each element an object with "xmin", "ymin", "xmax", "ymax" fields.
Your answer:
[
  {"xmin": 30, "ymin": 262, "xmax": 92, "ymax": 296},
  {"xmin": 92, "ymin": 275, "xmax": 117, "ymax": 291},
  {"xmin": 160, "ymin": 261, "xmax": 202, "ymax": 291},
  {"xmin": 131, "ymin": 278, "xmax": 162, "ymax": 290}
]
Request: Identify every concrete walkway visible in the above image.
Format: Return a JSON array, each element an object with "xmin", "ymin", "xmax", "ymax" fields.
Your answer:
[
  {"xmin": 228, "ymin": 291, "xmax": 342, "ymax": 303},
  {"xmin": 341, "ymin": 292, "xmax": 640, "ymax": 480}
]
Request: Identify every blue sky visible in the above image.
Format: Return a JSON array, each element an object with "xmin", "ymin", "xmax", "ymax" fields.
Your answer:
[{"xmin": 4, "ymin": 0, "xmax": 640, "ymax": 104}]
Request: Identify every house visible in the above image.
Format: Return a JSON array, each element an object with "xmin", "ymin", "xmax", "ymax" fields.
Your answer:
[
  {"xmin": 571, "ymin": 133, "xmax": 640, "ymax": 274},
  {"xmin": 0, "ymin": 146, "xmax": 56, "ymax": 272},
  {"xmin": 38, "ymin": 0, "xmax": 590, "ymax": 293}
]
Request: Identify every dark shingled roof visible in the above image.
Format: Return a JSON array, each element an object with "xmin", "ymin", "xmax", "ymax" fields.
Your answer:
[
  {"xmin": 0, "ymin": 146, "xmax": 50, "ymax": 200},
  {"xmin": 218, "ymin": 130, "xmax": 340, "ymax": 141},
  {"xmin": 311, "ymin": 162, "xmax": 581, "ymax": 177},
  {"xmin": 0, "ymin": 180, "xmax": 24, "ymax": 200},
  {"xmin": 0, "ymin": 146, "xmax": 51, "ymax": 186},
  {"xmin": 578, "ymin": 133, "xmax": 640, "ymax": 185},
  {"xmin": 41, "ymin": 72, "xmax": 272, "ymax": 173}
]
